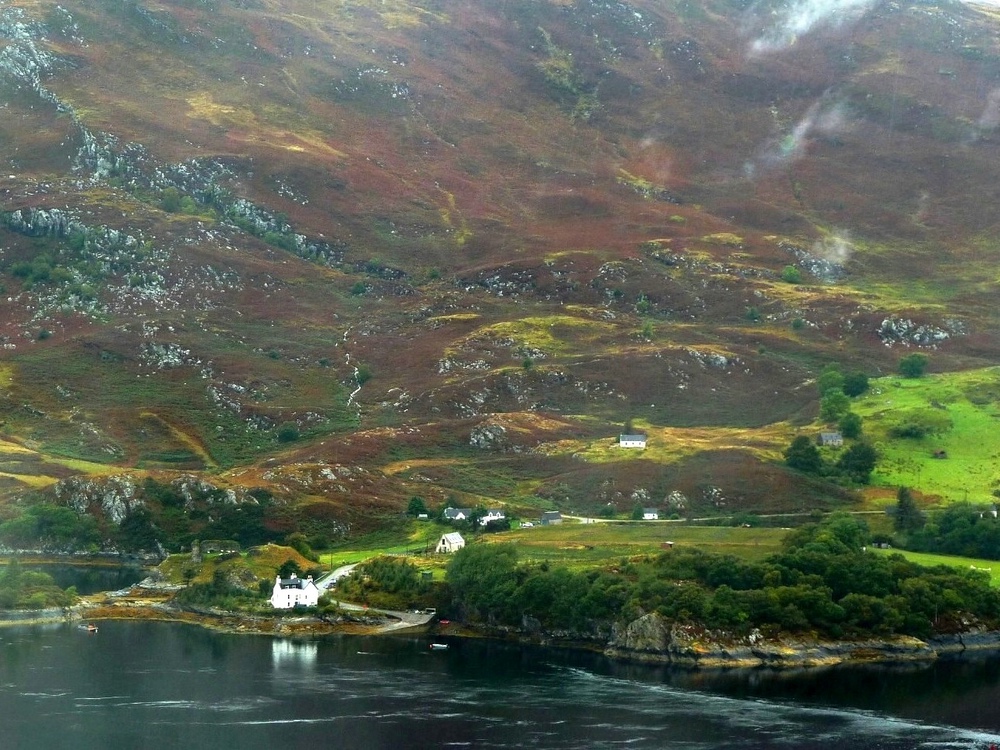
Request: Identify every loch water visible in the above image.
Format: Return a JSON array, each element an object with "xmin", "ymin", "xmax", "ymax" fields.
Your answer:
[{"xmin": 2, "ymin": 620, "xmax": 1000, "ymax": 749}]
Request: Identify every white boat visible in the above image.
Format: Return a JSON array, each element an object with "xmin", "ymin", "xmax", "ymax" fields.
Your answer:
[{"xmin": 429, "ymin": 643, "xmax": 449, "ymax": 651}]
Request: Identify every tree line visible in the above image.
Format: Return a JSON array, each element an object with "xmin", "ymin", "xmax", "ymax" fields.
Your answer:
[{"xmin": 443, "ymin": 514, "xmax": 1000, "ymax": 639}]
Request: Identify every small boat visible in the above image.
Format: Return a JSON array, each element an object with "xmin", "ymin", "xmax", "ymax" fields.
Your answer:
[
  {"xmin": 429, "ymin": 643, "xmax": 449, "ymax": 651},
  {"xmin": 79, "ymin": 624, "xmax": 98, "ymax": 633}
]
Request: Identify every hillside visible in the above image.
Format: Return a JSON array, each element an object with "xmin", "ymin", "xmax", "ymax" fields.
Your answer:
[{"xmin": 1, "ymin": 0, "xmax": 999, "ymax": 545}]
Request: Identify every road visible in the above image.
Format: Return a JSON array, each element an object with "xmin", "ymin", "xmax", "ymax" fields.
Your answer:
[
  {"xmin": 316, "ymin": 564, "xmax": 436, "ymax": 632},
  {"xmin": 315, "ymin": 563, "xmax": 358, "ymax": 590}
]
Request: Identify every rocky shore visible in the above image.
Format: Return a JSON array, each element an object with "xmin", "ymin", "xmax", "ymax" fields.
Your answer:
[
  {"xmin": 603, "ymin": 612, "xmax": 1000, "ymax": 668},
  {"xmin": 5, "ymin": 585, "xmax": 1000, "ymax": 669}
]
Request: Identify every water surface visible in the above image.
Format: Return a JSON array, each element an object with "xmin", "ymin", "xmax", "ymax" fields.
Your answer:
[{"xmin": 2, "ymin": 621, "xmax": 999, "ymax": 749}]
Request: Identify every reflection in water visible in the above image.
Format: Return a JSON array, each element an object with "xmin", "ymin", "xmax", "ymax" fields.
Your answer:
[
  {"xmin": 6, "ymin": 564, "xmax": 147, "ymax": 595},
  {"xmin": 271, "ymin": 639, "xmax": 317, "ymax": 670}
]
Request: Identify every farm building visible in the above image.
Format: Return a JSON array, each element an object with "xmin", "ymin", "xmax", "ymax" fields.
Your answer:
[
  {"xmin": 619, "ymin": 434, "xmax": 647, "ymax": 449},
  {"xmin": 436, "ymin": 532, "xmax": 466, "ymax": 553}
]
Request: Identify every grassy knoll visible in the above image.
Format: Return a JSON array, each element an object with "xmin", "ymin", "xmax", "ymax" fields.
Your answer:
[
  {"xmin": 159, "ymin": 543, "xmax": 318, "ymax": 585},
  {"xmin": 853, "ymin": 368, "xmax": 1000, "ymax": 504}
]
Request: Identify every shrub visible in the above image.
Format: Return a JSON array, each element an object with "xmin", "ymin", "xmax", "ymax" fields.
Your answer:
[
  {"xmin": 276, "ymin": 422, "xmax": 300, "ymax": 443},
  {"xmin": 842, "ymin": 371, "xmax": 870, "ymax": 397},
  {"xmin": 899, "ymin": 353, "xmax": 929, "ymax": 378},
  {"xmin": 780, "ymin": 265, "xmax": 802, "ymax": 283}
]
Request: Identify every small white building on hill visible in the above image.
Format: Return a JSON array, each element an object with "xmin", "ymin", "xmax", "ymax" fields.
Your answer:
[
  {"xmin": 619, "ymin": 434, "xmax": 647, "ymax": 449},
  {"xmin": 270, "ymin": 574, "xmax": 320, "ymax": 609},
  {"xmin": 436, "ymin": 532, "xmax": 466, "ymax": 553}
]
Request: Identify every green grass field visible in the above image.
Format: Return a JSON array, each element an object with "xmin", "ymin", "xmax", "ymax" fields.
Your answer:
[
  {"xmin": 321, "ymin": 522, "xmax": 446, "ymax": 568},
  {"xmin": 320, "ymin": 520, "xmax": 788, "ymax": 573},
  {"xmin": 853, "ymin": 368, "xmax": 1000, "ymax": 504},
  {"xmin": 496, "ymin": 522, "xmax": 786, "ymax": 565}
]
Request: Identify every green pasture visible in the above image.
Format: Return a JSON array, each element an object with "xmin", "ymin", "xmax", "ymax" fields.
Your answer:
[
  {"xmin": 497, "ymin": 522, "xmax": 786, "ymax": 566},
  {"xmin": 321, "ymin": 522, "xmax": 445, "ymax": 568},
  {"xmin": 319, "ymin": 521, "xmax": 788, "ymax": 573},
  {"xmin": 852, "ymin": 368, "xmax": 1000, "ymax": 504},
  {"xmin": 872, "ymin": 547, "xmax": 1000, "ymax": 587}
]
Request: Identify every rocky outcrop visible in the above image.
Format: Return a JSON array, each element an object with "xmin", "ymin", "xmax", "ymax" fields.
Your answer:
[
  {"xmin": 605, "ymin": 613, "xmax": 945, "ymax": 668},
  {"xmin": 57, "ymin": 475, "xmax": 142, "ymax": 525}
]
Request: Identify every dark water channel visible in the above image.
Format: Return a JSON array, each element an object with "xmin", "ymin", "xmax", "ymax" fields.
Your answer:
[
  {"xmin": 2, "ymin": 620, "xmax": 1000, "ymax": 749},
  {"xmin": 20, "ymin": 563, "xmax": 146, "ymax": 594}
]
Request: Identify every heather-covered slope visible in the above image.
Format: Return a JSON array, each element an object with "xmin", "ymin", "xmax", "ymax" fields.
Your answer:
[{"xmin": 0, "ymin": 0, "xmax": 999, "ymax": 542}]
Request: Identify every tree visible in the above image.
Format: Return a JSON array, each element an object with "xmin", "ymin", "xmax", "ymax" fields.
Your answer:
[
  {"xmin": 407, "ymin": 496, "xmax": 428, "ymax": 517},
  {"xmin": 842, "ymin": 371, "xmax": 870, "ymax": 397},
  {"xmin": 816, "ymin": 366, "xmax": 845, "ymax": 396},
  {"xmin": 631, "ymin": 503, "xmax": 644, "ymax": 520},
  {"xmin": 893, "ymin": 486, "xmax": 924, "ymax": 533},
  {"xmin": 839, "ymin": 411, "xmax": 863, "ymax": 439},
  {"xmin": 278, "ymin": 559, "xmax": 303, "ymax": 579},
  {"xmin": 820, "ymin": 391, "xmax": 851, "ymax": 422},
  {"xmin": 446, "ymin": 544, "xmax": 519, "ymax": 622},
  {"xmin": 836, "ymin": 442, "xmax": 878, "ymax": 484},
  {"xmin": 784, "ymin": 435, "xmax": 823, "ymax": 474},
  {"xmin": 285, "ymin": 532, "xmax": 316, "ymax": 561},
  {"xmin": 899, "ymin": 353, "xmax": 929, "ymax": 378}
]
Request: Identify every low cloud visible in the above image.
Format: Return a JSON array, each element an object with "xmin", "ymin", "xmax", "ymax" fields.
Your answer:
[
  {"xmin": 748, "ymin": 95, "xmax": 850, "ymax": 175},
  {"xmin": 749, "ymin": 0, "xmax": 877, "ymax": 54},
  {"xmin": 978, "ymin": 88, "xmax": 1000, "ymax": 130},
  {"xmin": 812, "ymin": 232, "xmax": 853, "ymax": 266}
]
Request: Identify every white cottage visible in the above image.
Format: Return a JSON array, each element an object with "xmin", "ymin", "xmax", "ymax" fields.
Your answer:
[
  {"xmin": 619, "ymin": 433, "xmax": 647, "ymax": 449},
  {"xmin": 436, "ymin": 532, "xmax": 466, "ymax": 553},
  {"xmin": 480, "ymin": 509, "xmax": 506, "ymax": 526},
  {"xmin": 270, "ymin": 573, "xmax": 320, "ymax": 609}
]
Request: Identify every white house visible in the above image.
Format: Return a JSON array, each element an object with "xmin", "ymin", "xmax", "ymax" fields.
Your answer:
[
  {"xmin": 480, "ymin": 509, "xmax": 506, "ymax": 526},
  {"xmin": 619, "ymin": 433, "xmax": 647, "ymax": 449},
  {"xmin": 642, "ymin": 508, "xmax": 659, "ymax": 520},
  {"xmin": 436, "ymin": 532, "xmax": 466, "ymax": 553},
  {"xmin": 443, "ymin": 507, "xmax": 473, "ymax": 522},
  {"xmin": 270, "ymin": 574, "xmax": 320, "ymax": 609},
  {"xmin": 819, "ymin": 432, "xmax": 843, "ymax": 447},
  {"xmin": 540, "ymin": 511, "xmax": 563, "ymax": 526}
]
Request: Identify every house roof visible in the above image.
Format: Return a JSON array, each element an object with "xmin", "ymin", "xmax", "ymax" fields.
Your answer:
[
  {"xmin": 644, "ymin": 508, "xmax": 658, "ymax": 514},
  {"xmin": 278, "ymin": 575, "xmax": 314, "ymax": 590},
  {"xmin": 619, "ymin": 434, "xmax": 647, "ymax": 441},
  {"xmin": 541, "ymin": 511, "xmax": 562, "ymax": 520},
  {"xmin": 440, "ymin": 532, "xmax": 465, "ymax": 544},
  {"xmin": 443, "ymin": 507, "xmax": 472, "ymax": 519}
]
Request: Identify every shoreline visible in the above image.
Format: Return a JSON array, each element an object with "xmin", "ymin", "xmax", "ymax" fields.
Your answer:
[{"xmin": 6, "ymin": 595, "xmax": 1000, "ymax": 670}]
